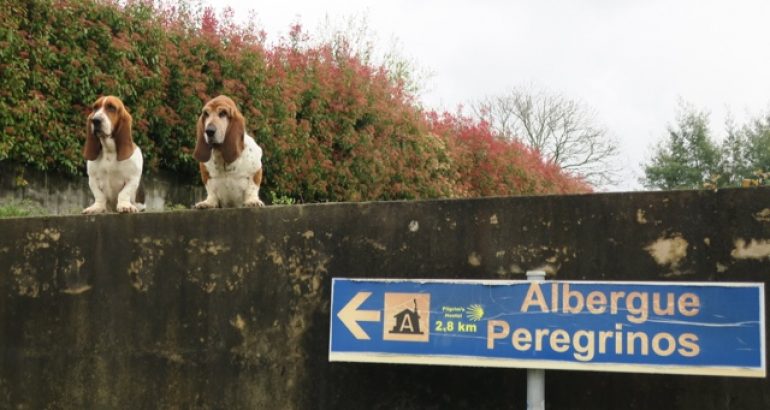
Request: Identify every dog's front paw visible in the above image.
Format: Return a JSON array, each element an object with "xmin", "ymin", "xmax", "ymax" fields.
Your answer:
[
  {"xmin": 244, "ymin": 197, "xmax": 265, "ymax": 208},
  {"xmin": 117, "ymin": 202, "xmax": 138, "ymax": 213},
  {"xmin": 82, "ymin": 204, "xmax": 107, "ymax": 214},
  {"xmin": 194, "ymin": 200, "xmax": 217, "ymax": 209}
]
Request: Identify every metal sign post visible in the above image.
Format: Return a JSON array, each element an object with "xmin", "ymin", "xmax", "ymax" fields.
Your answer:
[{"xmin": 525, "ymin": 270, "xmax": 546, "ymax": 410}]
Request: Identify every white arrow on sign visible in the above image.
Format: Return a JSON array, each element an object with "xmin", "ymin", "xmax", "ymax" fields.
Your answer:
[{"xmin": 337, "ymin": 291, "xmax": 381, "ymax": 340}]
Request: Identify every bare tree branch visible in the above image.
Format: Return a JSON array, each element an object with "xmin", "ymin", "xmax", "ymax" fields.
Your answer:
[{"xmin": 473, "ymin": 85, "xmax": 619, "ymax": 187}]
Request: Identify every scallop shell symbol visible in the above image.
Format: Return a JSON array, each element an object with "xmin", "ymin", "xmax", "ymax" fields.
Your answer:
[{"xmin": 466, "ymin": 304, "xmax": 484, "ymax": 322}]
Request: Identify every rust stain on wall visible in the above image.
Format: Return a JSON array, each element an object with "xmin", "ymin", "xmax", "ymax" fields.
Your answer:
[
  {"xmin": 363, "ymin": 238, "xmax": 387, "ymax": 251},
  {"xmin": 645, "ymin": 234, "xmax": 689, "ymax": 269},
  {"xmin": 128, "ymin": 237, "xmax": 171, "ymax": 292},
  {"xmin": 731, "ymin": 238, "xmax": 770, "ymax": 260},
  {"xmin": 636, "ymin": 209, "xmax": 648, "ymax": 224},
  {"xmin": 188, "ymin": 239, "xmax": 230, "ymax": 256},
  {"xmin": 754, "ymin": 208, "xmax": 770, "ymax": 223},
  {"xmin": 23, "ymin": 228, "xmax": 61, "ymax": 255},
  {"xmin": 468, "ymin": 252, "xmax": 482, "ymax": 267},
  {"xmin": 60, "ymin": 284, "xmax": 92, "ymax": 295},
  {"xmin": 9, "ymin": 228, "xmax": 85, "ymax": 297}
]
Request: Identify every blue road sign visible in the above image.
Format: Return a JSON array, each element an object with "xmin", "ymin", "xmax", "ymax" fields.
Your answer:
[{"xmin": 329, "ymin": 278, "xmax": 766, "ymax": 377}]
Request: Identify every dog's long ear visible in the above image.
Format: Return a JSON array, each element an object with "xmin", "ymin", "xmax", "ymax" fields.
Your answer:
[
  {"xmin": 193, "ymin": 112, "xmax": 211, "ymax": 162},
  {"xmin": 114, "ymin": 107, "xmax": 134, "ymax": 161},
  {"xmin": 221, "ymin": 106, "xmax": 245, "ymax": 164},
  {"xmin": 83, "ymin": 112, "xmax": 102, "ymax": 161}
]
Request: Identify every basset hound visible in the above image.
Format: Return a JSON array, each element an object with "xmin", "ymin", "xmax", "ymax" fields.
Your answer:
[
  {"xmin": 193, "ymin": 95, "xmax": 265, "ymax": 208},
  {"xmin": 82, "ymin": 95, "xmax": 145, "ymax": 214}
]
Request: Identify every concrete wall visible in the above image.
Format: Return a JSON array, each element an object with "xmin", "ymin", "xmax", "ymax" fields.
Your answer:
[
  {"xmin": 1, "ymin": 188, "xmax": 770, "ymax": 409},
  {"xmin": 0, "ymin": 164, "xmax": 205, "ymax": 214}
]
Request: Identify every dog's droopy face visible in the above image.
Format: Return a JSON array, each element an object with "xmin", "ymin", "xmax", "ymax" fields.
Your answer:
[
  {"xmin": 84, "ymin": 95, "xmax": 134, "ymax": 161},
  {"xmin": 200, "ymin": 97, "xmax": 237, "ymax": 145},
  {"xmin": 194, "ymin": 95, "xmax": 245, "ymax": 164},
  {"xmin": 89, "ymin": 96, "xmax": 128, "ymax": 137}
]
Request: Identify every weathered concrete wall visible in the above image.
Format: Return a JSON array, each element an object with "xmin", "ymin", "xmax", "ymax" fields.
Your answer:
[
  {"xmin": 0, "ymin": 163, "xmax": 205, "ymax": 214},
  {"xmin": 1, "ymin": 188, "xmax": 770, "ymax": 409}
]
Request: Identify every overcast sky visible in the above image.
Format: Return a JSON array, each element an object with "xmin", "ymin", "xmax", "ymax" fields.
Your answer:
[{"xmin": 223, "ymin": 0, "xmax": 770, "ymax": 191}]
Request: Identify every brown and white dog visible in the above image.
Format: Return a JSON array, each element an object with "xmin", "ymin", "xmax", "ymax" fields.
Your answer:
[
  {"xmin": 82, "ymin": 96, "xmax": 144, "ymax": 214},
  {"xmin": 193, "ymin": 95, "xmax": 264, "ymax": 208}
]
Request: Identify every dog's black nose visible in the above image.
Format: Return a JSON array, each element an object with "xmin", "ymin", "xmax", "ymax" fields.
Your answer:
[
  {"xmin": 205, "ymin": 126, "xmax": 216, "ymax": 139},
  {"xmin": 91, "ymin": 117, "xmax": 102, "ymax": 127}
]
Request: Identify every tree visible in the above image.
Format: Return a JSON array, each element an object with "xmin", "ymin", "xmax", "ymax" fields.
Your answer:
[
  {"xmin": 642, "ymin": 102, "xmax": 770, "ymax": 190},
  {"xmin": 641, "ymin": 102, "xmax": 721, "ymax": 190},
  {"xmin": 472, "ymin": 85, "xmax": 619, "ymax": 187},
  {"xmin": 743, "ymin": 112, "xmax": 770, "ymax": 175},
  {"xmin": 719, "ymin": 115, "xmax": 752, "ymax": 186}
]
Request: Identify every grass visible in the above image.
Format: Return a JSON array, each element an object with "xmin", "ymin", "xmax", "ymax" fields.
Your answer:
[
  {"xmin": 163, "ymin": 202, "xmax": 190, "ymax": 211},
  {"xmin": 270, "ymin": 192, "xmax": 296, "ymax": 205},
  {"xmin": 0, "ymin": 199, "xmax": 49, "ymax": 218}
]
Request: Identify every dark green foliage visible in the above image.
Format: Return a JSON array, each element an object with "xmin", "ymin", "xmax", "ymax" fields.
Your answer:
[
  {"xmin": 642, "ymin": 101, "xmax": 770, "ymax": 190},
  {"xmin": 643, "ymin": 105, "xmax": 720, "ymax": 190}
]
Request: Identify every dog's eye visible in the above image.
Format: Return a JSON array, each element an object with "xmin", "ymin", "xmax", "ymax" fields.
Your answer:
[
  {"xmin": 202, "ymin": 111, "xmax": 209, "ymax": 118},
  {"xmin": 218, "ymin": 111, "xmax": 227, "ymax": 118},
  {"xmin": 106, "ymin": 104, "xmax": 116, "ymax": 112}
]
